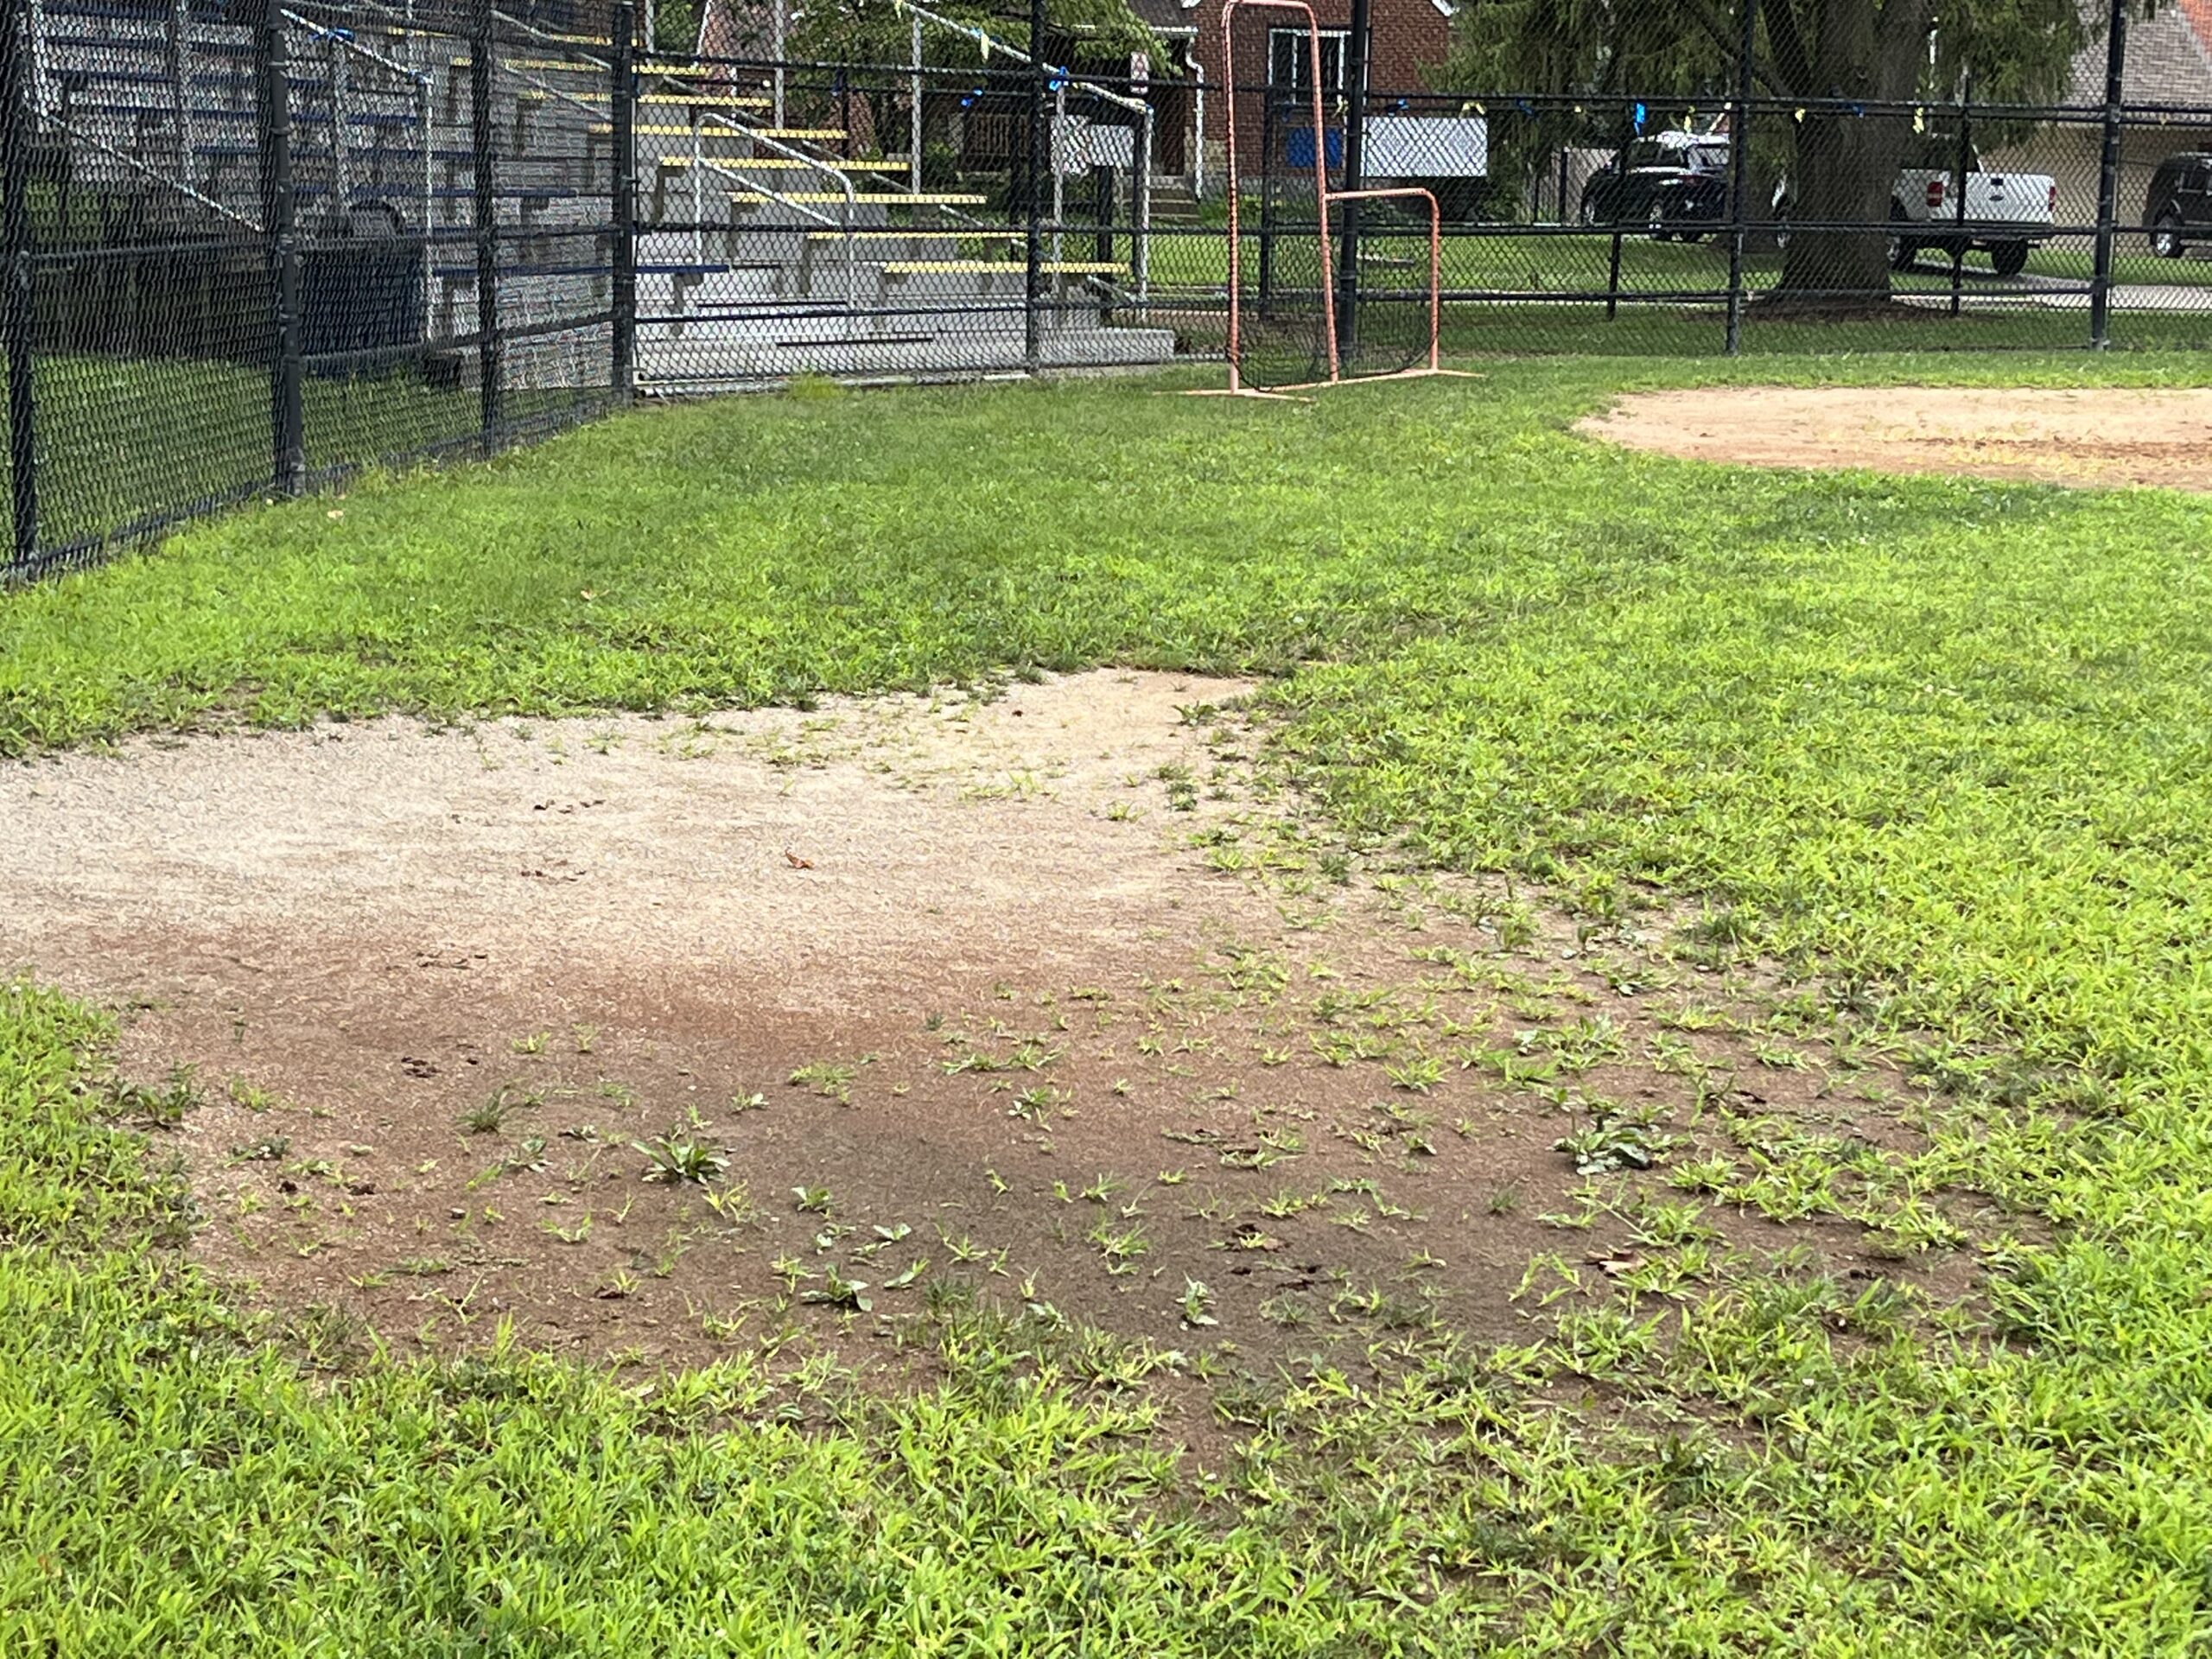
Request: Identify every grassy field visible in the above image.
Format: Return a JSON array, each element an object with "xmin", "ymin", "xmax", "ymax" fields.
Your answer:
[
  {"xmin": 1146, "ymin": 221, "xmax": 2212, "ymax": 295},
  {"xmin": 10, "ymin": 354, "xmax": 2212, "ymax": 1651},
  {"xmin": 4, "ymin": 355, "xmax": 599, "ymax": 566}
]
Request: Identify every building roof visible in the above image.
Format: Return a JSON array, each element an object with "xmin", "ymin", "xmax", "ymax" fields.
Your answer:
[
  {"xmin": 2069, "ymin": 0, "xmax": 2212, "ymax": 107},
  {"xmin": 1124, "ymin": 0, "xmax": 1195, "ymax": 30}
]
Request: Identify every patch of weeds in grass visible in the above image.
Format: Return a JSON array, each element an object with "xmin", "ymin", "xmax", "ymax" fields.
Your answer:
[
  {"xmin": 226, "ymin": 1134, "xmax": 289, "ymax": 1165},
  {"xmin": 109, "ymin": 1065, "xmax": 201, "ymax": 1129},
  {"xmin": 1384, "ymin": 1053, "xmax": 1445, "ymax": 1093},
  {"xmin": 461, "ymin": 1089, "xmax": 518, "ymax": 1136},
  {"xmin": 1179, "ymin": 1277, "xmax": 1218, "ymax": 1328},
  {"xmin": 1554, "ymin": 1092, "xmax": 1678, "ymax": 1176},
  {"xmin": 1089, "ymin": 1219, "xmax": 1150, "ymax": 1275},
  {"xmin": 797, "ymin": 1265, "xmax": 870, "ymax": 1311},
  {"xmin": 704, "ymin": 1182, "xmax": 762, "ymax": 1225},
  {"xmin": 225, "ymin": 1074, "xmax": 280, "ymax": 1114}
]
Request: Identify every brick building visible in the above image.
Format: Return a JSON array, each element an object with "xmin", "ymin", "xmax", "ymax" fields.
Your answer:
[{"xmin": 1127, "ymin": 0, "xmax": 1456, "ymax": 189}]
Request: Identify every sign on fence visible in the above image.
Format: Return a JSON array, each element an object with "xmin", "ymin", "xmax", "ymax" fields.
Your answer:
[
  {"xmin": 1055, "ymin": 114, "xmax": 1135, "ymax": 173},
  {"xmin": 1364, "ymin": 115, "xmax": 1487, "ymax": 179}
]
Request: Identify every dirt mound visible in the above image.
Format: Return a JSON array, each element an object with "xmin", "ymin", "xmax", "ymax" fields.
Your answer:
[
  {"xmin": 5, "ymin": 670, "xmax": 1969, "ymax": 1395},
  {"xmin": 1580, "ymin": 385, "xmax": 2212, "ymax": 493}
]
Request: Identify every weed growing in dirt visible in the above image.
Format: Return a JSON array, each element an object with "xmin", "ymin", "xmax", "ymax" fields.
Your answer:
[
  {"xmin": 458, "ymin": 1090, "xmax": 514, "ymax": 1135},
  {"xmin": 636, "ymin": 1129, "xmax": 727, "ymax": 1185}
]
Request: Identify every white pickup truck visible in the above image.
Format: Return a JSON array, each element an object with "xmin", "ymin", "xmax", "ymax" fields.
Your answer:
[
  {"xmin": 1888, "ymin": 135, "xmax": 2056, "ymax": 276},
  {"xmin": 1776, "ymin": 137, "xmax": 2057, "ymax": 277}
]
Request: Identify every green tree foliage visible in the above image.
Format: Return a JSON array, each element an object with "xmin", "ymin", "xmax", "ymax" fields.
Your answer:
[{"xmin": 790, "ymin": 0, "xmax": 1160, "ymax": 73}]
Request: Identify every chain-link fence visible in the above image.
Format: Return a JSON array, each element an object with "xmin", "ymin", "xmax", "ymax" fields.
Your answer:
[
  {"xmin": 3, "ymin": 0, "xmax": 617, "ymax": 577},
  {"xmin": 4, "ymin": 0, "xmax": 2209, "ymax": 571}
]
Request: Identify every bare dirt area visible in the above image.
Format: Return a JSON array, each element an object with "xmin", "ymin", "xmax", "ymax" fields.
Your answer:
[
  {"xmin": 1580, "ymin": 385, "xmax": 2212, "ymax": 493},
  {"xmin": 4, "ymin": 670, "xmax": 1993, "ymax": 1406}
]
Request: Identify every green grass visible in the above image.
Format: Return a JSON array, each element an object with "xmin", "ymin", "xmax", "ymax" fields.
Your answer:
[
  {"xmin": 13, "ymin": 356, "xmax": 2212, "ymax": 1649},
  {"xmin": 8, "ymin": 354, "xmax": 596, "ymax": 563},
  {"xmin": 1151, "ymin": 222, "xmax": 2212, "ymax": 296}
]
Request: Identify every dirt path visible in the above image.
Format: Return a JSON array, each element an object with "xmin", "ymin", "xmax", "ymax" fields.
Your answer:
[{"xmin": 1580, "ymin": 385, "xmax": 2212, "ymax": 493}]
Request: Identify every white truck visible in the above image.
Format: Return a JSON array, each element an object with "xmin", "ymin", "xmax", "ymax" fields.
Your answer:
[
  {"xmin": 1775, "ymin": 136, "xmax": 2056, "ymax": 277},
  {"xmin": 1890, "ymin": 136, "xmax": 2056, "ymax": 276}
]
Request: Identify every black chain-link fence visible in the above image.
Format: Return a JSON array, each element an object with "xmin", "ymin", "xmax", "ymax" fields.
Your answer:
[
  {"xmin": 3, "ymin": 0, "xmax": 2207, "ymax": 570},
  {"xmin": 3, "ymin": 0, "xmax": 617, "ymax": 577}
]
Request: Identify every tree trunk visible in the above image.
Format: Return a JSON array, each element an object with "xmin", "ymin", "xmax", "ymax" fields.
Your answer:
[{"xmin": 1771, "ymin": 0, "xmax": 1934, "ymax": 307}]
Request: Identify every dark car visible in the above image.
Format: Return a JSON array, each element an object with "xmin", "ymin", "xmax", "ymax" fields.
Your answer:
[
  {"xmin": 2145, "ymin": 152, "xmax": 2212, "ymax": 257},
  {"xmin": 1580, "ymin": 132, "xmax": 1731, "ymax": 241}
]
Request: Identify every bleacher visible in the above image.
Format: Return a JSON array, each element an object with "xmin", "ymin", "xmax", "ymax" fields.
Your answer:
[{"xmin": 27, "ymin": 0, "xmax": 1173, "ymax": 391}]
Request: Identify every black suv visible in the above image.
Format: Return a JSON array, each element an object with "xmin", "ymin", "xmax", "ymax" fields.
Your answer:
[
  {"xmin": 1580, "ymin": 132, "xmax": 1731, "ymax": 241},
  {"xmin": 2145, "ymin": 152, "xmax": 2212, "ymax": 257}
]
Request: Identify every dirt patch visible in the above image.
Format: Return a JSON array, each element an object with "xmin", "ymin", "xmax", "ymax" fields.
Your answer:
[
  {"xmin": 1580, "ymin": 385, "xmax": 2212, "ymax": 493},
  {"xmin": 4, "ymin": 670, "xmax": 1993, "ymax": 1401}
]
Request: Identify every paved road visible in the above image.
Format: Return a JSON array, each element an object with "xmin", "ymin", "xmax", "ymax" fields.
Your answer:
[{"xmin": 1896, "ymin": 264, "xmax": 2212, "ymax": 312}]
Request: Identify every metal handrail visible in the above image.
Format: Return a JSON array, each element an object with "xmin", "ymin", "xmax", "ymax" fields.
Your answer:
[
  {"xmin": 889, "ymin": 0, "xmax": 1150, "ymax": 299},
  {"xmin": 680, "ymin": 112, "xmax": 858, "ymax": 315},
  {"xmin": 24, "ymin": 0, "xmax": 258, "ymax": 224},
  {"xmin": 39, "ymin": 103, "xmax": 259, "ymax": 226},
  {"xmin": 349, "ymin": 0, "xmax": 855, "ymax": 299},
  {"xmin": 461, "ymin": 4, "xmax": 864, "ymax": 307},
  {"xmin": 283, "ymin": 10, "xmax": 435, "ymax": 334}
]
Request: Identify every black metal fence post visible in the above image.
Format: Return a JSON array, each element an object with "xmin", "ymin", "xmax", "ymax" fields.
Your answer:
[
  {"xmin": 2089, "ymin": 0, "xmax": 2127, "ymax": 349},
  {"xmin": 252, "ymin": 0, "xmax": 304, "ymax": 495},
  {"xmin": 1092, "ymin": 161, "xmax": 1113, "ymax": 264},
  {"xmin": 1023, "ymin": 0, "xmax": 1046, "ymax": 375},
  {"xmin": 2, "ymin": 0, "xmax": 37, "ymax": 565},
  {"xmin": 612, "ymin": 0, "xmax": 636, "ymax": 402},
  {"xmin": 1723, "ymin": 0, "xmax": 1754, "ymax": 353},
  {"xmin": 1605, "ymin": 105, "xmax": 1628, "ymax": 321},
  {"xmin": 1335, "ymin": 0, "xmax": 1369, "ymax": 360},
  {"xmin": 471, "ymin": 0, "xmax": 502, "ymax": 438},
  {"xmin": 1949, "ymin": 73, "xmax": 1972, "ymax": 318}
]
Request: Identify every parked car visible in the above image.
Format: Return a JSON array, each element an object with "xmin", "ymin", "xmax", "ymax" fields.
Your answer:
[
  {"xmin": 1891, "ymin": 135, "xmax": 2053, "ymax": 276},
  {"xmin": 1777, "ymin": 135, "xmax": 2052, "ymax": 276},
  {"xmin": 1580, "ymin": 130, "xmax": 1730, "ymax": 242},
  {"xmin": 2144, "ymin": 151, "xmax": 2212, "ymax": 257}
]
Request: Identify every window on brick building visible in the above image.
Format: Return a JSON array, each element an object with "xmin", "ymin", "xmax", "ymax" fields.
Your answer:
[{"xmin": 1268, "ymin": 27, "xmax": 1349, "ymax": 90}]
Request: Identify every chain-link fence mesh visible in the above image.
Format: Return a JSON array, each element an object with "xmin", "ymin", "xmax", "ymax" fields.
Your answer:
[
  {"xmin": 6, "ymin": 0, "xmax": 2212, "ymax": 574},
  {"xmin": 2, "ymin": 0, "xmax": 617, "ymax": 576}
]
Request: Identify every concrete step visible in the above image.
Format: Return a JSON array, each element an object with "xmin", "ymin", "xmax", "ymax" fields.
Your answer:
[{"xmin": 636, "ymin": 316, "xmax": 1175, "ymax": 386}]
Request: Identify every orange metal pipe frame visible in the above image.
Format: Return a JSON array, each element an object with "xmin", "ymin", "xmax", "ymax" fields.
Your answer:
[
  {"xmin": 1217, "ymin": 6, "xmax": 1448, "ymax": 391},
  {"xmin": 1311, "ymin": 185, "xmax": 1442, "ymax": 378},
  {"xmin": 1220, "ymin": 0, "xmax": 1338, "ymax": 390}
]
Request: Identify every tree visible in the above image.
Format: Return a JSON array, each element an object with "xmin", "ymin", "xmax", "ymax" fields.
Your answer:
[
  {"xmin": 779, "ymin": 0, "xmax": 1161, "ymax": 172},
  {"xmin": 789, "ymin": 0, "xmax": 1160, "ymax": 75},
  {"xmin": 1436, "ymin": 0, "xmax": 2110, "ymax": 304}
]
